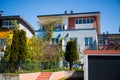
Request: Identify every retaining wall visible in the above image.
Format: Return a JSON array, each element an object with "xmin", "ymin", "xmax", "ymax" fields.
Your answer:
[
  {"xmin": 19, "ymin": 72, "xmax": 40, "ymax": 80},
  {"xmin": 0, "ymin": 72, "xmax": 40, "ymax": 80}
]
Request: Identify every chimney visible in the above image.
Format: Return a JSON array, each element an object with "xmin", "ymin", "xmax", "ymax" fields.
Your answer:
[
  {"xmin": 64, "ymin": 10, "xmax": 67, "ymax": 14},
  {"xmin": 106, "ymin": 31, "xmax": 109, "ymax": 34},
  {"xmin": 118, "ymin": 26, "xmax": 120, "ymax": 32},
  {"xmin": 0, "ymin": 11, "xmax": 4, "ymax": 16},
  {"xmin": 70, "ymin": 10, "xmax": 73, "ymax": 14},
  {"xmin": 103, "ymin": 32, "xmax": 105, "ymax": 35}
]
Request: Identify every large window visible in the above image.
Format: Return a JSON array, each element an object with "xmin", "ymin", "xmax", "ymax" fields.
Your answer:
[
  {"xmin": 75, "ymin": 18, "xmax": 94, "ymax": 24},
  {"xmin": 85, "ymin": 37, "xmax": 93, "ymax": 46}
]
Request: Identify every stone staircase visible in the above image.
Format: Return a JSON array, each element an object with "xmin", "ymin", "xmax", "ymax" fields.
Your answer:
[{"xmin": 36, "ymin": 72, "xmax": 52, "ymax": 80}]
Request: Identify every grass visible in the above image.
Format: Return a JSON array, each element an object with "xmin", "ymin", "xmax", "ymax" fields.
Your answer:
[
  {"xmin": 59, "ymin": 77, "xmax": 67, "ymax": 80},
  {"xmin": 1, "ymin": 67, "xmax": 83, "ymax": 74},
  {"xmin": 59, "ymin": 77, "xmax": 84, "ymax": 80}
]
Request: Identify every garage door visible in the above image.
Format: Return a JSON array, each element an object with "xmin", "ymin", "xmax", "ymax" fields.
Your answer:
[{"xmin": 88, "ymin": 55, "xmax": 120, "ymax": 80}]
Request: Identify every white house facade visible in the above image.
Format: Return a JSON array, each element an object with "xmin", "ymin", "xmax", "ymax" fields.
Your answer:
[{"xmin": 36, "ymin": 11, "xmax": 100, "ymax": 61}]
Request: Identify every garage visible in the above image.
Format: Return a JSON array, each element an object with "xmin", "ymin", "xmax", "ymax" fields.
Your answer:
[{"xmin": 84, "ymin": 50, "xmax": 120, "ymax": 80}]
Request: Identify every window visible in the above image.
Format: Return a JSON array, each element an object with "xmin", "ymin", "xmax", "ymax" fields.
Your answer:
[
  {"xmin": 79, "ymin": 19, "xmax": 82, "ymax": 24},
  {"xmin": 75, "ymin": 19, "xmax": 79, "ymax": 24},
  {"xmin": 70, "ymin": 38, "xmax": 77, "ymax": 43},
  {"xmin": 2, "ymin": 20, "xmax": 14, "ymax": 28},
  {"xmin": 98, "ymin": 39, "xmax": 104, "ymax": 46},
  {"xmin": 56, "ymin": 39, "xmax": 59, "ymax": 43},
  {"xmin": 90, "ymin": 18, "xmax": 94, "ymax": 23},
  {"xmin": 52, "ymin": 38, "xmax": 59, "ymax": 44},
  {"xmin": 75, "ymin": 18, "xmax": 94, "ymax": 24},
  {"xmin": 87, "ymin": 18, "xmax": 90, "ymax": 23},
  {"xmin": 54, "ymin": 24, "xmax": 63, "ymax": 30},
  {"xmin": 85, "ymin": 37, "xmax": 93, "ymax": 46},
  {"xmin": 83, "ymin": 18, "xmax": 86, "ymax": 24},
  {"xmin": 0, "ymin": 39, "xmax": 6, "ymax": 46}
]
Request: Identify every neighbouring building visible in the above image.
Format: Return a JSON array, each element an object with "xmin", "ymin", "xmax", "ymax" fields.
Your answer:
[
  {"xmin": 98, "ymin": 33, "xmax": 120, "ymax": 50},
  {"xmin": 36, "ymin": 11, "xmax": 100, "ymax": 62},
  {"xmin": 0, "ymin": 12, "xmax": 35, "ymax": 60}
]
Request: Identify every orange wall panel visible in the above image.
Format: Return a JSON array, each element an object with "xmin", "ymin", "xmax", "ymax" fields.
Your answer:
[
  {"xmin": 68, "ymin": 17, "xmax": 75, "ymax": 29},
  {"xmin": 68, "ymin": 16, "xmax": 100, "ymax": 34}
]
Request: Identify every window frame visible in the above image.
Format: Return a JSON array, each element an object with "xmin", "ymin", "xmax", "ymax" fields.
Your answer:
[
  {"xmin": 75, "ymin": 18, "xmax": 94, "ymax": 24},
  {"xmin": 85, "ymin": 37, "xmax": 93, "ymax": 46}
]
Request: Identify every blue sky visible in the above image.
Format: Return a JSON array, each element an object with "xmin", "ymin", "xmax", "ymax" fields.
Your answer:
[{"xmin": 0, "ymin": 0, "xmax": 120, "ymax": 34}]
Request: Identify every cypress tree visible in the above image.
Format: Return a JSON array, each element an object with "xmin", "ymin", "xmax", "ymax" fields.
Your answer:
[
  {"xmin": 9, "ymin": 30, "xmax": 19, "ymax": 72},
  {"xmin": 18, "ymin": 30, "xmax": 27, "ymax": 62},
  {"xmin": 65, "ymin": 40, "xmax": 79, "ymax": 70},
  {"xmin": 4, "ymin": 20, "xmax": 28, "ymax": 72}
]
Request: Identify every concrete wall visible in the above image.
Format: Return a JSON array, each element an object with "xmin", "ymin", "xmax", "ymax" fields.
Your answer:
[
  {"xmin": 0, "ymin": 71, "xmax": 83, "ymax": 80},
  {"xmin": 50, "ymin": 71, "xmax": 83, "ymax": 80},
  {"xmin": 0, "ymin": 72, "xmax": 40, "ymax": 80},
  {"xmin": 1, "ymin": 74, "xmax": 19, "ymax": 80},
  {"xmin": 50, "ymin": 71, "xmax": 73, "ymax": 80},
  {"xmin": 50, "ymin": 71, "xmax": 65, "ymax": 80},
  {"xmin": 0, "ymin": 74, "xmax": 2, "ymax": 80},
  {"xmin": 19, "ymin": 72, "xmax": 40, "ymax": 80}
]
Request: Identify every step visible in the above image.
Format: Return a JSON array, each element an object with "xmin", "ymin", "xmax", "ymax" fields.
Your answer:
[{"xmin": 36, "ymin": 72, "xmax": 52, "ymax": 80}]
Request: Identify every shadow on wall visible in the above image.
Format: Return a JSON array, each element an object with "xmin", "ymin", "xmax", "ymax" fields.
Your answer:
[{"xmin": 66, "ymin": 71, "xmax": 84, "ymax": 80}]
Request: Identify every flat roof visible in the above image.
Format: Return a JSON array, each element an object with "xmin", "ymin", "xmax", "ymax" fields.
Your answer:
[{"xmin": 37, "ymin": 11, "xmax": 100, "ymax": 17}]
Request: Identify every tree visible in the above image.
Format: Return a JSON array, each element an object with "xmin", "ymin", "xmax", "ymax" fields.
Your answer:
[
  {"xmin": 43, "ymin": 44, "xmax": 61, "ymax": 62},
  {"xmin": 65, "ymin": 40, "xmax": 79, "ymax": 70},
  {"xmin": 18, "ymin": 30, "xmax": 27, "ymax": 61},
  {"xmin": 9, "ymin": 29, "xmax": 20, "ymax": 72},
  {"xmin": 4, "ymin": 20, "xmax": 28, "ymax": 72},
  {"xmin": 27, "ymin": 36, "xmax": 44, "ymax": 62},
  {"xmin": 42, "ymin": 19, "xmax": 62, "ymax": 41},
  {"xmin": 43, "ymin": 21, "xmax": 55, "ymax": 41}
]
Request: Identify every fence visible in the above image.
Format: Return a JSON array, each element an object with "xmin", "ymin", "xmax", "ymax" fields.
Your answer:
[{"xmin": 0, "ymin": 60, "xmax": 63, "ymax": 73}]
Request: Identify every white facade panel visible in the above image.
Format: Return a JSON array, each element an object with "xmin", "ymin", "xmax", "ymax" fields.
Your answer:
[
  {"xmin": 52, "ymin": 29, "xmax": 97, "ymax": 53},
  {"xmin": 75, "ymin": 23, "xmax": 94, "ymax": 29},
  {"xmin": 61, "ymin": 17, "xmax": 68, "ymax": 29},
  {"xmin": 19, "ymin": 24, "xmax": 33, "ymax": 38}
]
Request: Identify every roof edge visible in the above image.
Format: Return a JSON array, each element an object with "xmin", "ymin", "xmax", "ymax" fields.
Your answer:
[
  {"xmin": 84, "ymin": 50, "xmax": 120, "ymax": 54},
  {"xmin": 37, "ymin": 11, "xmax": 100, "ymax": 17}
]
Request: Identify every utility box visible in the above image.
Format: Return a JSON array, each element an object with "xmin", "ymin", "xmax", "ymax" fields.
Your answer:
[{"xmin": 84, "ymin": 50, "xmax": 120, "ymax": 80}]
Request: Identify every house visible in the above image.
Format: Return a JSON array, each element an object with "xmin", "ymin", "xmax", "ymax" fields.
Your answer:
[
  {"xmin": 36, "ymin": 11, "xmax": 100, "ymax": 61},
  {"xmin": 0, "ymin": 13, "xmax": 35, "ymax": 60}
]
